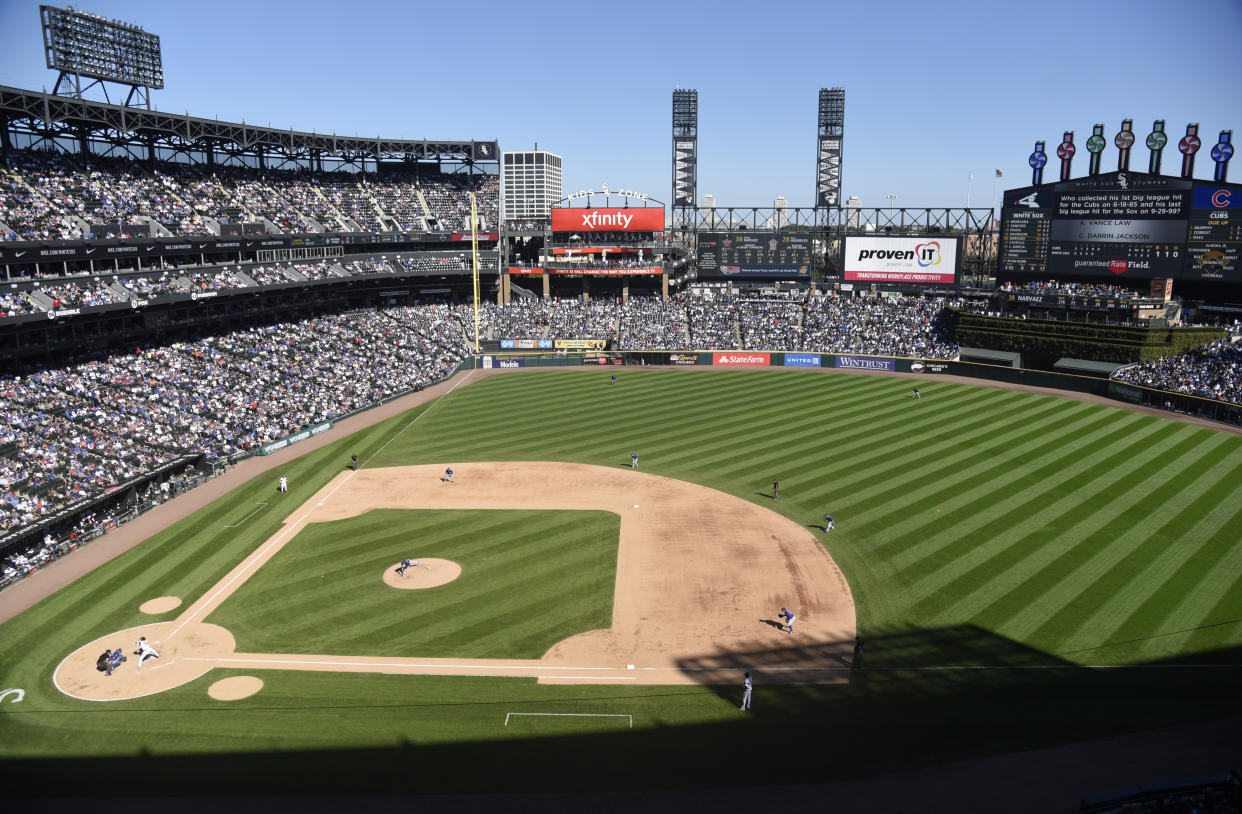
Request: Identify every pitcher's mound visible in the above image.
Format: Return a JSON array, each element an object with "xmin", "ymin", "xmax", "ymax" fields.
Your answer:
[
  {"xmin": 383, "ymin": 558, "xmax": 461, "ymax": 590},
  {"xmin": 209, "ymin": 675, "xmax": 263, "ymax": 701},
  {"xmin": 139, "ymin": 596, "xmax": 182, "ymax": 614}
]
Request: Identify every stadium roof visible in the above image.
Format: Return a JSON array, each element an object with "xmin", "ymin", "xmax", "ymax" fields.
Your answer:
[{"xmin": 0, "ymin": 85, "xmax": 497, "ymax": 161}]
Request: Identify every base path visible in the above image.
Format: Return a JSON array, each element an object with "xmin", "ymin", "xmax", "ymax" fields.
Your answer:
[{"xmin": 54, "ymin": 463, "xmax": 855, "ymax": 698}]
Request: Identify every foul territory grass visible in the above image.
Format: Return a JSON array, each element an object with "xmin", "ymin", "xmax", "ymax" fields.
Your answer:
[
  {"xmin": 209, "ymin": 508, "xmax": 618, "ymax": 658},
  {"xmin": 2, "ymin": 367, "xmax": 1241, "ymax": 796}
]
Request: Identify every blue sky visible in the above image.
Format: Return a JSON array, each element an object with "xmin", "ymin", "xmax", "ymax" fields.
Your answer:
[{"xmin": 1, "ymin": 0, "xmax": 1239, "ymax": 214}]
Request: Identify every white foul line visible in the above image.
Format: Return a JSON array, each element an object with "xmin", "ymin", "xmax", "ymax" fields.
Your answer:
[
  {"xmin": 165, "ymin": 371, "xmax": 475, "ymax": 643},
  {"xmin": 505, "ymin": 712, "xmax": 632, "ymax": 728},
  {"xmin": 222, "ymin": 502, "xmax": 268, "ymax": 528}
]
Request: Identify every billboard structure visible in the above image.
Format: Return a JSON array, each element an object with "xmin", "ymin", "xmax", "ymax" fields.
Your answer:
[
  {"xmin": 816, "ymin": 88, "xmax": 845, "ymax": 207},
  {"xmin": 697, "ymin": 232, "xmax": 812, "ymax": 279},
  {"xmin": 842, "ymin": 236, "xmax": 960, "ymax": 285},
  {"xmin": 549, "ymin": 207, "xmax": 664, "ymax": 233},
  {"xmin": 672, "ymin": 89, "xmax": 698, "ymax": 210},
  {"xmin": 40, "ymin": 4, "xmax": 163, "ymax": 107},
  {"xmin": 998, "ymin": 171, "xmax": 1241, "ymax": 283}
]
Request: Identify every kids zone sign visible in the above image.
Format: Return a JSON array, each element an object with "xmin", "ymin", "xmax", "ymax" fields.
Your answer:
[
  {"xmin": 842, "ymin": 236, "xmax": 960, "ymax": 285},
  {"xmin": 550, "ymin": 207, "xmax": 665, "ymax": 232}
]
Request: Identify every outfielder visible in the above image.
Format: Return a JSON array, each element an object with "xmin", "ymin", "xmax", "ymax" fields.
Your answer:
[
  {"xmin": 824, "ymin": 514, "xmax": 835, "ymax": 532},
  {"xmin": 279, "ymin": 475, "xmax": 288, "ymax": 492},
  {"xmin": 135, "ymin": 636, "xmax": 159, "ymax": 668},
  {"xmin": 912, "ymin": 387, "xmax": 921, "ymax": 399}
]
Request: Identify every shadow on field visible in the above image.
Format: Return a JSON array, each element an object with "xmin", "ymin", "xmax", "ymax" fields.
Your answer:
[{"xmin": 8, "ymin": 626, "xmax": 1242, "ymax": 806}]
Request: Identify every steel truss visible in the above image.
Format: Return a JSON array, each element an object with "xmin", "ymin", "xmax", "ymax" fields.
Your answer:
[{"xmin": 0, "ymin": 85, "xmax": 499, "ymax": 172}]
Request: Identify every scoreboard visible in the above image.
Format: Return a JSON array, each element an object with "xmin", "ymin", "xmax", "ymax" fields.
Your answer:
[
  {"xmin": 999, "ymin": 172, "xmax": 1240, "ymax": 283},
  {"xmin": 697, "ymin": 232, "xmax": 812, "ymax": 278}
]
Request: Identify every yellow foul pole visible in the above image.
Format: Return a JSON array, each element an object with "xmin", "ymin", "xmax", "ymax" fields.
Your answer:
[{"xmin": 470, "ymin": 192, "xmax": 480, "ymax": 356}]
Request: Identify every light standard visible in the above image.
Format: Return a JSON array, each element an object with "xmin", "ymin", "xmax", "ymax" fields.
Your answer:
[{"xmin": 887, "ymin": 194, "xmax": 897, "ymax": 220}]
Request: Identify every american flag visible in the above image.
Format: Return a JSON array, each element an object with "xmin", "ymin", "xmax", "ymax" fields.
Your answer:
[{"xmin": 995, "ymin": 169, "xmax": 1003, "ymax": 178}]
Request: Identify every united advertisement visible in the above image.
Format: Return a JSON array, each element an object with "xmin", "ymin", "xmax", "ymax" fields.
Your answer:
[
  {"xmin": 550, "ymin": 207, "xmax": 665, "ymax": 233},
  {"xmin": 842, "ymin": 236, "xmax": 960, "ymax": 285}
]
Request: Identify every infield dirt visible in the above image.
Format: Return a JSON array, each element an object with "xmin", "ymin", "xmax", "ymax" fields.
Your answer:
[{"xmin": 53, "ymin": 462, "xmax": 855, "ymax": 698}]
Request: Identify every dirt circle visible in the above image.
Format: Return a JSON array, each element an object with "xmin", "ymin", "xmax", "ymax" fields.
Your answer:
[
  {"xmin": 138, "ymin": 596, "xmax": 182, "ymax": 614},
  {"xmin": 208, "ymin": 675, "xmax": 263, "ymax": 700},
  {"xmin": 54, "ymin": 621, "xmax": 236, "ymax": 702},
  {"xmin": 382, "ymin": 558, "xmax": 462, "ymax": 590}
]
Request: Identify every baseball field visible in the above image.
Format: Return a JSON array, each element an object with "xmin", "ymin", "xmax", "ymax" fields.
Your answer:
[{"xmin": 1, "ymin": 366, "xmax": 1240, "ymax": 800}]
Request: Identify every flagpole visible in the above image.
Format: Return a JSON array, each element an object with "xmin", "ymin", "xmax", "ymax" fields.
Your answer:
[{"xmin": 967, "ymin": 173, "xmax": 973, "ymax": 208}]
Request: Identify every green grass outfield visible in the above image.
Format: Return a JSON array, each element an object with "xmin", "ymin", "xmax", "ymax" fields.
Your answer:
[{"xmin": 1, "ymin": 367, "xmax": 1240, "ymax": 796}]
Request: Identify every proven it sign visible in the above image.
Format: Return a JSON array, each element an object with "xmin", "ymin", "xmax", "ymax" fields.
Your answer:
[
  {"xmin": 550, "ymin": 207, "xmax": 665, "ymax": 232},
  {"xmin": 843, "ymin": 236, "xmax": 960, "ymax": 285}
]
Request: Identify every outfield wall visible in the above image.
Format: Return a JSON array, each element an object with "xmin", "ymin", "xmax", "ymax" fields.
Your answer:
[{"xmin": 476, "ymin": 350, "xmax": 1242, "ymax": 427}]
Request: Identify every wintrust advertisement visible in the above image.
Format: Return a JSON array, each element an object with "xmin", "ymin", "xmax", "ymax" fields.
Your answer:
[
  {"xmin": 550, "ymin": 207, "xmax": 665, "ymax": 232},
  {"xmin": 712, "ymin": 352, "xmax": 770, "ymax": 366},
  {"xmin": 843, "ymin": 236, "xmax": 959, "ymax": 285}
]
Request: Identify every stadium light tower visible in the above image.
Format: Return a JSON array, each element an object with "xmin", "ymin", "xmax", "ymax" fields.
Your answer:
[
  {"xmin": 672, "ymin": 89, "xmax": 698, "ymax": 226},
  {"xmin": 815, "ymin": 88, "xmax": 845, "ymax": 208},
  {"xmin": 40, "ymin": 4, "xmax": 163, "ymax": 108}
]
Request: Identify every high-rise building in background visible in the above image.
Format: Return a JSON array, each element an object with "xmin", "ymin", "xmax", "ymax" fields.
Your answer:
[
  {"xmin": 846, "ymin": 195, "xmax": 861, "ymax": 230},
  {"xmin": 773, "ymin": 196, "xmax": 788, "ymax": 228},
  {"xmin": 701, "ymin": 193, "xmax": 715, "ymax": 211},
  {"xmin": 502, "ymin": 149, "xmax": 563, "ymax": 222}
]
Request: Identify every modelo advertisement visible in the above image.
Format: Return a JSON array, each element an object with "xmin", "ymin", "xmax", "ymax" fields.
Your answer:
[
  {"xmin": 712, "ymin": 352, "xmax": 770, "ymax": 366},
  {"xmin": 480, "ymin": 356, "xmax": 524, "ymax": 369},
  {"xmin": 842, "ymin": 236, "xmax": 959, "ymax": 285},
  {"xmin": 549, "ymin": 207, "xmax": 665, "ymax": 233}
]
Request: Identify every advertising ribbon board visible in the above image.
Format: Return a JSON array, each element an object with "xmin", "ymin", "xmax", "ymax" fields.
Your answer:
[
  {"xmin": 783, "ymin": 353, "xmax": 822, "ymax": 367},
  {"xmin": 712, "ymin": 352, "xmax": 770, "ymax": 367},
  {"xmin": 834, "ymin": 355, "xmax": 896, "ymax": 372},
  {"xmin": 554, "ymin": 339, "xmax": 607, "ymax": 349}
]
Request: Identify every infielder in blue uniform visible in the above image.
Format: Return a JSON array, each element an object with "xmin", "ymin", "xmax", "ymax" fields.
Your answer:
[
  {"xmin": 445, "ymin": 466, "xmax": 454, "ymax": 483},
  {"xmin": 824, "ymin": 514, "xmax": 835, "ymax": 531},
  {"xmin": 631, "ymin": 452, "xmax": 638, "ymax": 469},
  {"xmin": 739, "ymin": 671, "xmax": 753, "ymax": 711},
  {"xmin": 397, "ymin": 558, "xmax": 412, "ymax": 577},
  {"xmin": 779, "ymin": 607, "xmax": 796, "ymax": 635}
]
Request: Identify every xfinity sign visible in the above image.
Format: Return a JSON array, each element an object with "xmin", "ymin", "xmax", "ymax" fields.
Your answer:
[
  {"xmin": 550, "ymin": 207, "xmax": 665, "ymax": 233},
  {"xmin": 843, "ymin": 236, "xmax": 960, "ymax": 285}
]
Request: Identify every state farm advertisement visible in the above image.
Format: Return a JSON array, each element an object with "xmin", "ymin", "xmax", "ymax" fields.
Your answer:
[
  {"xmin": 550, "ymin": 207, "xmax": 665, "ymax": 232},
  {"xmin": 712, "ymin": 352, "xmax": 770, "ymax": 366},
  {"xmin": 843, "ymin": 236, "xmax": 959, "ymax": 285}
]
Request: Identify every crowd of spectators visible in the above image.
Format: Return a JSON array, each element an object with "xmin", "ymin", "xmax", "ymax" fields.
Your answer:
[
  {"xmin": 0, "ymin": 256, "xmax": 514, "ymax": 317},
  {"xmin": 1, "ymin": 149, "xmax": 502, "ymax": 241},
  {"xmin": 0, "ymin": 304, "xmax": 468, "ymax": 541},
  {"xmin": 1112, "ymin": 338, "xmax": 1242, "ymax": 404},
  {"xmin": 999, "ymin": 280, "xmax": 1146, "ymax": 298}
]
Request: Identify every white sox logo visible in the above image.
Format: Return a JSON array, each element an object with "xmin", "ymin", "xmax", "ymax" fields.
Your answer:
[
  {"xmin": 1014, "ymin": 192, "xmax": 1040, "ymax": 208},
  {"xmin": 1117, "ymin": 172, "xmax": 1128, "ymax": 190}
]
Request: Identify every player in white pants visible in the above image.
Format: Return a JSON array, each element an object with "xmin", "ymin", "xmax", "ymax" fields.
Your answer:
[{"xmin": 135, "ymin": 636, "xmax": 160, "ymax": 669}]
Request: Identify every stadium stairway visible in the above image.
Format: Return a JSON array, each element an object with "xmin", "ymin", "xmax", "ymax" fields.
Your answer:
[{"xmin": 416, "ymin": 189, "xmax": 433, "ymax": 219}]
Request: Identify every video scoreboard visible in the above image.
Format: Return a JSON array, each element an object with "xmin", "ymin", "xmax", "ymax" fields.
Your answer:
[
  {"xmin": 697, "ymin": 232, "xmax": 812, "ymax": 278},
  {"xmin": 999, "ymin": 172, "xmax": 1240, "ymax": 283}
]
